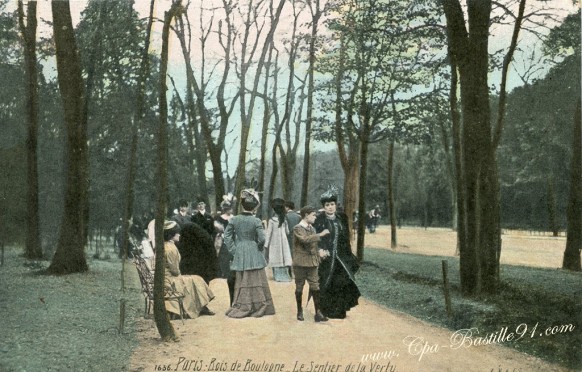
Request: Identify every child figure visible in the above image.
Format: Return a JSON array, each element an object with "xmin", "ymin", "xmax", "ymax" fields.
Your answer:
[{"xmin": 292, "ymin": 206, "xmax": 330, "ymax": 322}]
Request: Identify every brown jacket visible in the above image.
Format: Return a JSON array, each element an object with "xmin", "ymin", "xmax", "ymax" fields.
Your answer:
[{"xmin": 292, "ymin": 223, "xmax": 321, "ymax": 267}]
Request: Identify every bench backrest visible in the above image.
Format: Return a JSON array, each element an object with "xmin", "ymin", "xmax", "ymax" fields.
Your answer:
[{"xmin": 133, "ymin": 255, "xmax": 155, "ymax": 299}]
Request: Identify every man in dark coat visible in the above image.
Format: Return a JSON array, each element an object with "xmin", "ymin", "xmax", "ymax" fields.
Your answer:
[
  {"xmin": 191, "ymin": 201, "xmax": 215, "ymax": 238},
  {"xmin": 171, "ymin": 199, "xmax": 191, "ymax": 228}
]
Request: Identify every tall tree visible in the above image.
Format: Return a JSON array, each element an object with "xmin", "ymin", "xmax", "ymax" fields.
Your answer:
[
  {"xmin": 562, "ymin": 100, "xmax": 581, "ymax": 271},
  {"xmin": 152, "ymin": 1, "xmax": 182, "ymax": 342},
  {"xmin": 47, "ymin": 0, "xmax": 89, "ymax": 274},
  {"xmin": 173, "ymin": 2, "xmax": 241, "ymax": 210},
  {"xmin": 442, "ymin": 0, "xmax": 530, "ymax": 294},
  {"xmin": 233, "ymin": 0, "xmax": 286, "ymax": 206},
  {"xmin": 120, "ymin": 0, "xmax": 156, "ymax": 289},
  {"xmin": 300, "ymin": 0, "xmax": 322, "ymax": 206},
  {"xmin": 443, "ymin": 0, "xmax": 494, "ymax": 295},
  {"xmin": 173, "ymin": 9, "xmax": 212, "ymax": 207},
  {"xmin": 17, "ymin": 0, "xmax": 42, "ymax": 259},
  {"xmin": 320, "ymin": 0, "xmax": 441, "ymax": 260},
  {"xmin": 270, "ymin": 0, "xmax": 305, "ymax": 203}
]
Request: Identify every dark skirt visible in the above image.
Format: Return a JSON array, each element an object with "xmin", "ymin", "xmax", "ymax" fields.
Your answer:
[
  {"xmin": 178, "ymin": 223, "xmax": 218, "ymax": 284},
  {"xmin": 319, "ymin": 261, "xmax": 360, "ymax": 319},
  {"xmin": 217, "ymin": 244, "xmax": 232, "ymax": 279},
  {"xmin": 225, "ymin": 269, "xmax": 275, "ymax": 318}
]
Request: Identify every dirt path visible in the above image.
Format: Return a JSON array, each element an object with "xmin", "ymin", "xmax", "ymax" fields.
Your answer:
[{"xmin": 129, "ymin": 275, "xmax": 568, "ymax": 372}]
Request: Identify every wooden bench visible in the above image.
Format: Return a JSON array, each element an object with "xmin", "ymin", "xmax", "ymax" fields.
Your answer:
[{"xmin": 130, "ymin": 238, "xmax": 186, "ymax": 323}]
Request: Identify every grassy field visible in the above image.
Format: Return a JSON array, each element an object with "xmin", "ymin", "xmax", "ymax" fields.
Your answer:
[{"xmin": 357, "ymin": 227, "xmax": 582, "ymax": 370}]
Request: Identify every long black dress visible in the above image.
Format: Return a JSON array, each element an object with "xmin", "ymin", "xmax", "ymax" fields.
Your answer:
[
  {"xmin": 313, "ymin": 212, "xmax": 360, "ymax": 319},
  {"xmin": 214, "ymin": 215, "xmax": 232, "ymax": 279},
  {"xmin": 177, "ymin": 222, "xmax": 218, "ymax": 284}
]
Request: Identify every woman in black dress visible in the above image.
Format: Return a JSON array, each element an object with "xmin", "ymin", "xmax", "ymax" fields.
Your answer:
[{"xmin": 313, "ymin": 186, "xmax": 360, "ymax": 319}]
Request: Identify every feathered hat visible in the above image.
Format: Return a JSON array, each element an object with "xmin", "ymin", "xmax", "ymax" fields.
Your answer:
[
  {"xmin": 220, "ymin": 193, "xmax": 236, "ymax": 212},
  {"xmin": 240, "ymin": 188, "xmax": 261, "ymax": 210},
  {"xmin": 320, "ymin": 184, "xmax": 339, "ymax": 205}
]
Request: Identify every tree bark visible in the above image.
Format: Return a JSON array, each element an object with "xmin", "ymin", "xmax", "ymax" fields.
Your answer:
[
  {"xmin": 153, "ymin": 3, "xmax": 182, "ymax": 342},
  {"xmin": 174, "ymin": 14, "xmax": 211, "ymax": 207},
  {"xmin": 335, "ymin": 34, "xmax": 359, "ymax": 243},
  {"xmin": 18, "ymin": 0, "xmax": 42, "ymax": 260},
  {"xmin": 442, "ymin": 0, "xmax": 493, "ymax": 295},
  {"xmin": 120, "ymin": 0, "xmax": 155, "ymax": 291},
  {"xmin": 387, "ymin": 141, "xmax": 397, "ymax": 248},
  {"xmin": 547, "ymin": 179, "xmax": 559, "ymax": 237},
  {"xmin": 300, "ymin": 0, "xmax": 321, "ymax": 207},
  {"xmin": 234, "ymin": 0, "xmax": 286, "ymax": 205},
  {"xmin": 48, "ymin": 0, "xmax": 89, "ymax": 274},
  {"xmin": 277, "ymin": 21, "xmax": 304, "ymax": 203},
  {"xmin": 257, "ymin": 45, "xmax": 275, "ymax": 218},
  {"xmin": 356, "ymin": 127, "xmax": 370, "ymax": 262},
  {"xmin": 562, "ymin": 100, "xmax": 581, "ymax": 271}
]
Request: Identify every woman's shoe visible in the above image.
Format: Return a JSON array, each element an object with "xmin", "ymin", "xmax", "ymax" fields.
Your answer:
[{"xmin": 200, "ymin": 306, "xmax": 215, "ymax": 316}]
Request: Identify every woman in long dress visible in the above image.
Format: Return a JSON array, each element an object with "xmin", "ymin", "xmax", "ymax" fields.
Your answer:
[
  {"xmin": 264, "ymin": 198, "xmax": 293, "ymax": 282},
  {"xmin": 224, "ymin": 189, "xmax": 275, "ymax": 318},
  {"xmin": 313, "ymin": 186, "xmax": 360, "ymax": 319},
  {"xmin": 163, "ymin": 221, "xmax": 216, "ymax": 318}
]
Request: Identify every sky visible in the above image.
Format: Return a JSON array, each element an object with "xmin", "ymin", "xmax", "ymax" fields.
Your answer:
[
  {"xmin": 26, "ymin": 0, "xmax": 580, "ymax": 90},
  {"xmin": 9, "ymin": 0, "xmax": 581, "ymax": 177}
]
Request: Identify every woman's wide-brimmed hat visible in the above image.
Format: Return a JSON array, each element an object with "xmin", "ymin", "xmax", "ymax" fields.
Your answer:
[{"xmin": 164, "ymin": 220, "xmax": 178, "ymax": 230}]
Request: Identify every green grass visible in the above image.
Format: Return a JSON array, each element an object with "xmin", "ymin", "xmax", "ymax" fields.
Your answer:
[{"xmin": 357, "ymin": 248, "xmax": 582, "ymax": 370}]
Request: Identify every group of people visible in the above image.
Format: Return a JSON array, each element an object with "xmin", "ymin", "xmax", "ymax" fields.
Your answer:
[{"xmin": 136, "ymin": 185, "xmax": 361, "ymax": 322}]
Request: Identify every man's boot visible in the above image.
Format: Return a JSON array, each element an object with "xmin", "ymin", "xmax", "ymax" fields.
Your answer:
[
  {"xmin": 295, "ymin": 291, "xmax": 304, "ymax": 321},
  {"xmin": 311, "ymin": 290, "xmax": 328, "ymax": 322}
]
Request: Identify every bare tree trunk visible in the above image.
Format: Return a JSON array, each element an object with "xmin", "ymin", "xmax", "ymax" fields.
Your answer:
[
  {"xmin": 443, "ymin": 0, "xmax": 493, "ymax": 295},
  {"xmin": 47, "ymin": 0, "xmax": 89, "ymax": 274},
  {"xmin": 300, "ymin": 0, "xmax": 321, "ymax": 207},
  {"xmin": 342, "ymin": 159, "xmax": 359, "ymax": 243},
  {"xmin": 450, "ymin": 51, "xmax": 464, "ymax": 259},
  {"xmin": 120, "ymin": 0, "xmax": 155, "ymax": 291},
  {"xmin": 437, "ymin": 105, "xmax": 457, "ymax": 232},
  {"xmin": 387, "ymin": 141, "xmax": 397, "ymax": 248},
  {"xmin": 18, "ymin": 0, "xmax": 42, "ymax": 260},
  {"xmin": 173, "ymin": 10, "xmax": 228, "ymax": 210},
  {"xmin": 174, "ymin": 14, "xmax": 210, "ymax": 207},
  {"xmin": 168, "ymin": 80, "xmax": 203, "ymax": 204},
  {"xmin": 478, "ymin": 151, "xmax": 500, "ymax": 293},
  {"xmin": 562, "ymin": 100, "xmax": 581, "ymax": 271},
  {"xmin": 547, "ymin": 179, "xmax": 559, "ymax": 236},
  {"xmin": 257, "ymin": 46, "xmax": 275, "ymax": 218},
  {"xmin": 335, "ymin": 34, "xmax": 359, "ymax": 243},
  {"xmin": 356, "ymin": 128, "xmax": 370, "ymax": 262},
  {"xmin": 234, "ymin": 0, "xmax": 286, "ymax": 204},
  {"xmin": 480, "ymin": 0, "xmax": 526, "ymax": 293},
  {"xmin": 153, "ymin": 3, "xmax": 181, "ymax": 342}
]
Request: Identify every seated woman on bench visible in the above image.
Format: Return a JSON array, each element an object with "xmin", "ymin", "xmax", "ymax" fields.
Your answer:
[{"xmin": 163, "ymin": 220, "xmax": 216, "ymax": 318}]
